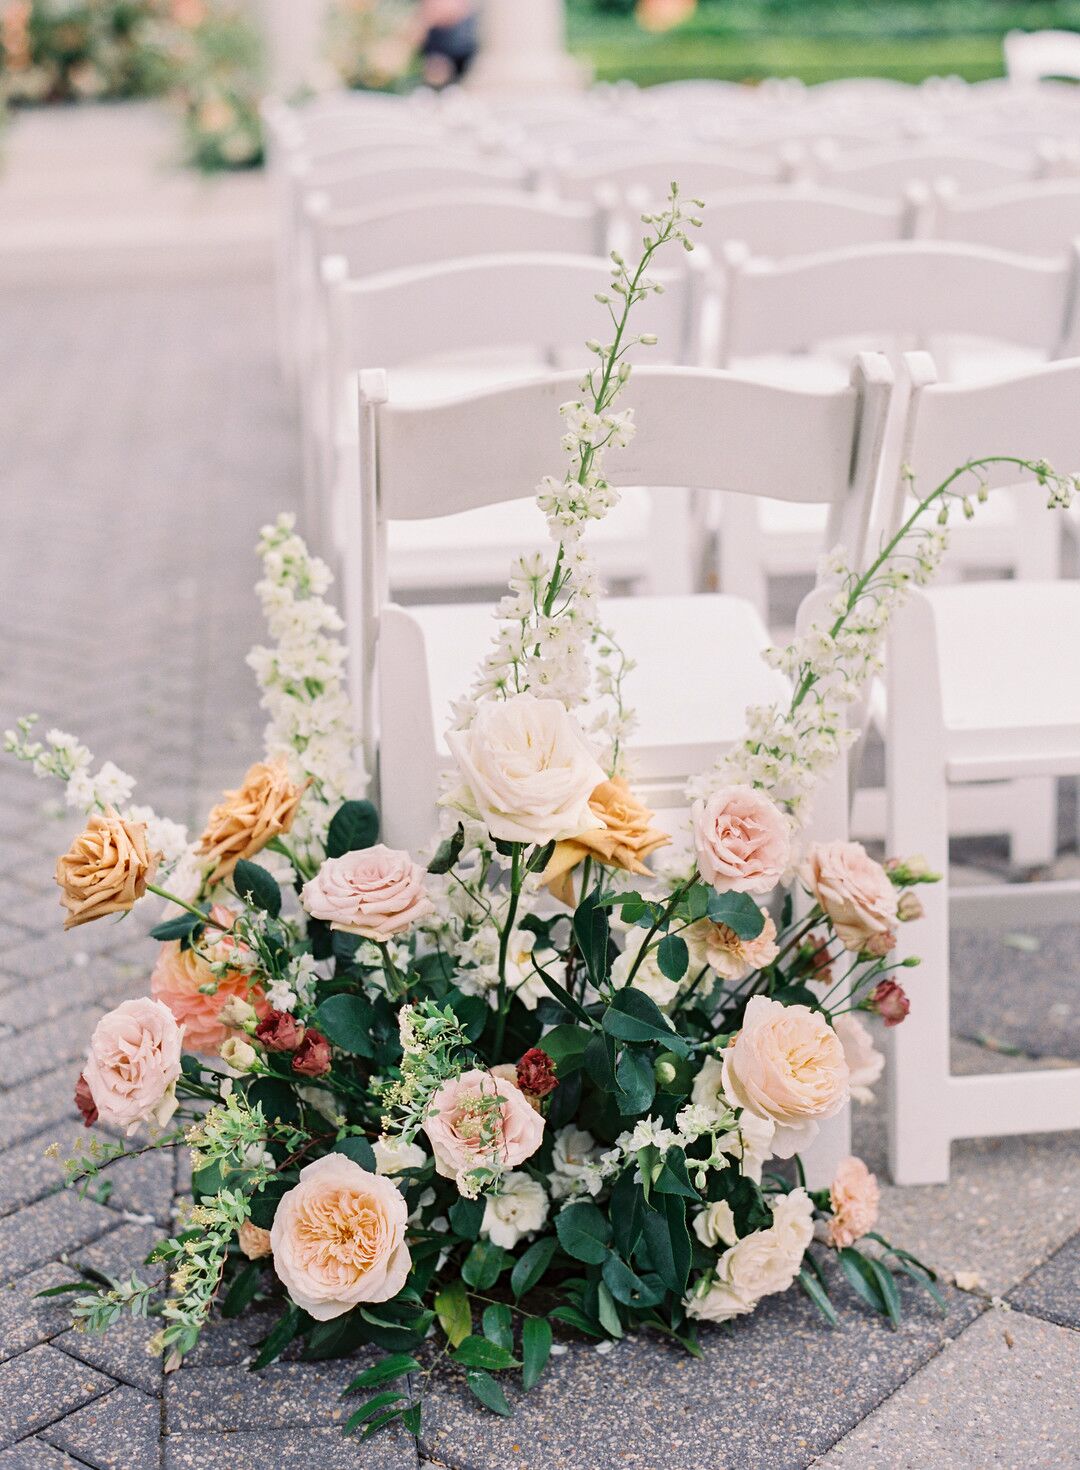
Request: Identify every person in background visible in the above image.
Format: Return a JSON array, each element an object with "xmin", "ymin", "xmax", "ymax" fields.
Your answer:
[{"xmin": 416, "ymin": 0, "xmax": 478, "ymax": 87}]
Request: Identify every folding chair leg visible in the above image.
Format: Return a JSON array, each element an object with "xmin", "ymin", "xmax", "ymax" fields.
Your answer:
[{"xmin": 1008, "ymin": 775, "xmax": 1059, "ymax": 869}]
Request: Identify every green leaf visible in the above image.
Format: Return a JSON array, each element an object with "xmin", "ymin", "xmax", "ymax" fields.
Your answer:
[
  {"xmin": 653, "ymin": 1148, "xmax": 700, "ymax": 1201},
  {"xmin": 549, "ymin": 1303, "xmax": 603, "ymax": 1337},
  {"xmin": 555, "ymin": 1202, "xmax": 612, "ymax": 1265},
  {"xmin": 445, "ymin": 989, "xmax": 489, "ymax": 1043},
  {"xmin": 866, "ymin": 1257, "xmax": 903, "ymax": 1328},
  {"xmin": 344, "ymin": 1390, "xmax": 406, "ymax": 1434},
  {"xmin": 149, "ymin": 910, "xmax": 204, "ymax": 942},
  {"xmin": 615, "ymin": 1048, "xmax": 656, "ymax": 1115},
  {"xmin": 401, "ymin": 1401, "xmax": 423, "ymax": 1436},
  {"xmin": 893, "ymin": 1258, "xmax": 948, "ymax": 1313},
  {"xmin": 427, "ymin": 823, "xmax": 464, "ymax": 874},
  {"xmin": 482, "ymin": 1304, "xmax": 514, "ymax": 1353},
  {"xmin": 610, "ymin": 1168, "xmax": 645, "ymax": 1257},
  {"xmin": 584, "ymin": 1032, "xmax": 618, "ymax": 1093},
  {"xmin": 685, "ymin": 884, "xmax": 711, "ymax": 921},
  {"xmin": 222, "ymin": 1260, "xmax": 262, "ymax": 1319},
  {"xmin": 511, "ymin": 1236, "xmax": 557, "ymax": 1299},
  {"xmin": 466, "ymin": 1369, "xmax": 512, "ymax": 1416},
  {"xmin": 327, "ymin": 799, "xmax": 379, "ymax": 858},
  {"xmin": 525, "ymin": 838, "xmax": 557, "ymax": 874},
  {"xmin": 537, "ymin": 1023, "xmax": 590, "ymax": 1075},
  {"xmin": 250, "ymin": 1304, "xmax": 305, "ymax": 1370},
  {"xmin": 657, "ymin": 933, "xmax": 689, "ymax": 983},
  {"xmin": 596, "ymin": 1280, "xmax": 624, "ymax": 1339},
  {"xmin": 330, "ymin": 1136, "xmax": 377, "ymax": 1171},
  {"xmin": 345, "ymin": 1353, "xmax": 421, "ymax": 1393},
  {"xmin": 573, "ymin": 890, "xmax": 610, "ymax": 990},
  {"xmin": 603, "ymin": 987, "xmax": 688, "ymax": 1056},
  {"xmin": 798, "ymin": 1266, "xmax": 839, "ymax": 1326},
  {"xmin": 837, "ymin": 1247, "xmax": 889, "ymax": 1316},
  {"xmin": 521, "ymin": 1315, "xmax": 552, "ymax": 1390},
  {"xmin": 452, "ymin": 1335, "xmax": 519, "ymax": 1370},
  {"xmin": 232, "ymin": 859, "xmax": 281, "ymax": 917},
  {"xmin": 313, "ymin": 994, "xmax": 375, "ymax": 1058},
  {"xmin": 533, "ymin": 964, "xmax": 597, "ymax": 1029},
  {"xmin": 602, "ymin": 1254, "xmax": 663, "ymax": 1308},
  {"xmin": 705, "ymin": 890, "xmax": 765, "ymax": 937},
  {"xmin": 448, "ymin": 1195, "xmax": 485, "ymax": 1242},
  {"xmin": 641, "ymin": 1194, "xmax": 691, "ymax": 1296},
  {"xmin": 434, "ymin": 1280, "xmax": 471, "ymax": 1347},
  {"xmin": 360, "ymin": 1406, "xmax": 408, "ymax": 1439},
  {"xmin": 461, "ymin": 1239, "xmax": 507, "ymax": 1291}
]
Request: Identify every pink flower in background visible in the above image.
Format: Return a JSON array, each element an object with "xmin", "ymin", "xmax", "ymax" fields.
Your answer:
[
  {"xmin": 423, "ymin": 1068, "xmax": 544, "ymax": 1191},
  {"xmin": 801, "ymin": 840, "xmax": 898, "ymax": 953},
  {"xmin": 301, "ymin": 846, "xmax": 433, "ymax": 941},
  {"xmin": 82, "ymin": 998, "xmax": 183, "ymax": 1135},
  {"xmin": 827, "ymin": 1156, "xmax": 881, "ymax": 1248},
  {"xmin": 692, "ymin": 784, "xmax": 791, "ymax": 895}
]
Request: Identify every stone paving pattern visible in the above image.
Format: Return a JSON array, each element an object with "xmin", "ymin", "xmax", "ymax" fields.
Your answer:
[{"xmin": 0, "ymin": 108, "xmax": 1077, "ymax": 1470}]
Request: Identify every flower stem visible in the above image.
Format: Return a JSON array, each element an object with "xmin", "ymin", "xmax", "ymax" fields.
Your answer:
[{"xmin": 492, "ymin": 845, "xmax": 524, "ymax": 1059}]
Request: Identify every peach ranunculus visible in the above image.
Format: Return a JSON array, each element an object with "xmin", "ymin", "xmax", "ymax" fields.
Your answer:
[
  {"xmin": 833, "ymin": 1012, "xmax": 884, "ymax": 1104},
  {"xmin": 541, "ymin": 777, "xmax": 670, "ymax": 907},
  {"xmin": 55, "ymin": 809, "xmax": 160, "ymax": 929},
  {"xmin": 721, "ymin": 996, "xmax": 849, "ymax": 1158},
  {"xmin": 690, "ymin": 910, "xmax": 779, "ymax": 982},
  {"xmin": 300, "ymin": 846, "xmax": 432, "ymax": 941},
  {"xmin": 691, "ymin": 784, "xmax": 791, "ymax": 896},
  {"xmin": 196, "ymin": 757, "xmax": 306, "ymax": 887},
  {"xmin": 238, "ymin": 1221, "xmax": 273, "ymax": 1260},
  {"xmin": 444, "ymin": 692, "xmax": 605, "ymax": 847},
  {"xmin": 150, "ymin": 911, "xmax": 266, "ymax": 1056},
  {"xmin": 423, "ymin": 1068, "xmax": 545, "ymax": 1196},
  {"xmin": 801, "ymin": 840, "xmax": 899, "ymax": 954},
  {"xmin": 270, "ymin": 1154, "xmax": 411, "ymax": 1320},
  {"xmin": 82, "ymin": 997, "xmax": 182, "ymax": 1135},
  {"xmin": 826, "ymin": 1155, "xmax": 881, "ymax": 1248}
]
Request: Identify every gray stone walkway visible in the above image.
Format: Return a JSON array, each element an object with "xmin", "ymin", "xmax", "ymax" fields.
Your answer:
[{"xmin": 0, "ymin": 103, "xmax": 1077, "ymax": 1470}]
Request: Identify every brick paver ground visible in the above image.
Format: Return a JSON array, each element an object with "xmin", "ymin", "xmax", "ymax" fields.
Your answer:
[{"xmin": 0, "ymin": 103, "xmax": 1076, "ymax": 1470}]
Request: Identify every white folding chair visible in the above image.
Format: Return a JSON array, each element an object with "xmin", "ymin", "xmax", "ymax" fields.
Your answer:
[
  {"xmin": 931, "ymin": 177, "xmax": 1080, "ymax": 258},
  {"xmin": 1005, "ymin": 28, "xmax": 1080, "ymax": 85},
  {"xmin": 694, "ymin": 183, "xmax": 922, "ymax": 262},
  {"xmin": 318, "ymin": 250, "xmax": 707, "ymax": 584},
  {"xmin": 350, "ymin": 358, "xmax": 894, "ymax": 851},
  {"xmin": 551, "ymin": 148, "xmax": 785, "ymax": 205},
  {"xmin": 815, "ymin": 139, "xmax": 1039, "ymax": 197},
  {"xmin": 885, "ymin": 352, "xmax": 1080, "ymax": 1184}
]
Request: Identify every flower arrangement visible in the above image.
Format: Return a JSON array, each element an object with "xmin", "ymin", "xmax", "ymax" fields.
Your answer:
[
  {"xmin": 7, "ymin": 188, "xmax": 1074, "ymax": 1440},
  {"xmin": 324, "ymin": 0, "xmax": 416, "ymax": 95},
  {"xmin": 0, "ymin": 0, "xmax": 171, "ymax": 105},
  {"xmin": 160, "ymin": 0, "xmax": 262, "ymax": 171}
]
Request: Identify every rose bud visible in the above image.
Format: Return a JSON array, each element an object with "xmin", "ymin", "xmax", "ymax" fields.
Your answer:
[
  {"xmin": 220, "ymin": 1036, "xmax": 260, "ymax": 1073},
  {"xmin": 872, "ymin": 979, "xmax": 910, "ymax": 1026},
  {"xmin": 217, "ymin": 996, "xmax": 258, "ymax": 1030},
  {"xmin": 292, "ymin": 1028, "xmax": 332, "ymax": 1078},
  {"xmin": 74, "ymin": 1073, "xmax": 98, "ymax": 1128},
  {"xmin": 897, "ymin": 891, "xmax": 924, "ymax": 923},
  {"xmin": 516, "ymin": 1047, "xmax": 559, "ymax": 1099},
  {"xmin": 802, "ymin": 933, "xmax": 833, "ymax": 983},
  {"xmin": 237, "ymin": 1221, "xmax": 273, "ymax": 1260},
  {"xmin": 255, "ymin": 1008, "xmax": 304, "ymax": 1053},
  {"xmin": 862, "ymin": 930, "xmax": 897, "ymax": 959}
]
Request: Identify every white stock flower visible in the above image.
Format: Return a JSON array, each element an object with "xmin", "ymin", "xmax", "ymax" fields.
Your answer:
[
  {"xmin": 373, "ymin": 1135, "xmax": 428, "ymax": 1176},
  {"xmin": 481, "ymin": 1171, "xmax": 549, "ymax": 1249},
  {"xmin": 550, "ymin": 1125, "xmax": 604, "ymax": 1200}
]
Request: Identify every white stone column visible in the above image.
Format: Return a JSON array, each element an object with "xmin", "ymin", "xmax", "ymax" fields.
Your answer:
[
  {"xmin": 258, "ymin": 0, "xmax": 337, "ymax": 99},
  {"xmin": 467, "ymin": 0, "xmax": 589, "ymax": 94}
]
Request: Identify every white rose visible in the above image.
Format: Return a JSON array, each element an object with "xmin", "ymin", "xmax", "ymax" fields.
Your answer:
[
  {"xmin": 480, "ymin": 1171, "xmax": 549, "ymax": 1248},
  {"xmin": 550, "ymin": 1125, "xmax": 603, "ymax": 1199},
  {"xmin": 686, "ymin": 1188, "xmax": 814, "ymax": 1323},
  {"xmin": 833, "ymin": 1013, "xmax": 884, "ymax": 1105},
  {"xmin": 689, "ymin": 1055, "xmax": 728, "ymax": 1114},
  {"xmin": 611, "ymin": 927, "xmax": 680, "ymax": 1011},
  {"xmin": 373, "ymin": 1135, "xmax": 428, "ymax": 1176},
  {"xmin": 693, "ymin": 1200, "xmax": 738, "ymax": 1249},
  {"xmin": 444, "ymin": 693, "xmax": 605, "ymax": 846}
]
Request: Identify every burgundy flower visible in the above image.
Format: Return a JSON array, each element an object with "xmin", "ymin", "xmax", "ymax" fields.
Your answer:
[
  {"xmin": 292, "ymin": 1027, "xmax": 332, "ymax": 1077},
  {"xmin": 74, "ymin": 1073, "xmax": 98, "ymax": 1128},
  {"xmin": 872, "ymin": 979, "xmax": 910, "ymax": 1027},
  {"xmin": 516, "ymin": 1047, "xmax": 558, "ymax": 1099},
  {"xmin": 255, "ymin": 1008, "xmax": 303, "ymax": 1053}
]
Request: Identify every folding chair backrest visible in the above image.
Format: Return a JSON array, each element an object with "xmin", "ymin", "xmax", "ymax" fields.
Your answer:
[
  {"xmin": 932, "ymin": 178, "xmax": 1080, "ymax": 258},
  {"xmin": 696, "ymin": 185, "xmax": 917, "ymax": 261},
  {"xmin": 553, "ymin": 148, "xmax": 781, "ymax": 203},
  {"xmin": 306, "ymin": 157, "xmax": 530, "ymax": 216},
  {"xmin": 818, "ymin": 140, "xmax": 1037, "ymax": 196},
  {"xmin": 718, "ymin": 240, "xmax": 1077, "ymax": 362},
  {"xmin": 312, "ymin": 190, "xmax": 607, "ymax": 277}
]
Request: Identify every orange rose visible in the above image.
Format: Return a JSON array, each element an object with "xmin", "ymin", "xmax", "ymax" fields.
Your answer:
[
  {"xmin": 55, "ymin": 809, "xmax": 160, "ymax": 929},
  {"xmin": 542, "ymin": 778, "xmax": 669, "ymax": 907},
  {"xmin": 196, "ymin": 758, "xmax": 306, "ymax": 887}
]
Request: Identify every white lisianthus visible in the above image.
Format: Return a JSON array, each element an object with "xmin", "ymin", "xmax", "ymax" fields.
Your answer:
[
  {"xmin": 693, "ymin": 1200, "xmax": 738, "ymax": 1249},
  {"xmin": 610, "ymin": 927, "xmax": 681, "ymax": 1011},
  {"xmin": 550, "ymin": 1125, "xmax": 604, "ymax": 1200},
  {"xmin": 480, "ymin": 1171, "xmax": 549, "ymax": 1248},
  {"xmin": 373, "ymin": 1135, "xmax": 428, "ymax": 1176},
  {"xmin": 686, "ymin": 1188, "xmax": 814, "ymax": 1323},
  {"xmin": 833, "ymin": 1013, "xmax": 885, "ymax": 1104},
  {"xmin": 444, "ymin": 693, "xmax": 605, "ymax": 846}
]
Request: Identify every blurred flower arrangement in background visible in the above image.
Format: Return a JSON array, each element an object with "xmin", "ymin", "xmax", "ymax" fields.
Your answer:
[
  {"xmin": 0, "ymin": 0, "xmax": 171, "ymax": 105},
  {"xmin": 162, "ymin": 0, "xmax": 262, "ymax": 171},
  {"xmin": 325, "ymin": 0, "xmax": 415, "ymax": 94}
]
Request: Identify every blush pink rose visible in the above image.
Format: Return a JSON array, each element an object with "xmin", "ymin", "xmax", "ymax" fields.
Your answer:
[
  {"xmin": 827, "ymin": 1155, "xmax": 880, "ymax": 1248},
  {"xmin": 423, "ymin": 1068, "xmax": 545, "ymax": 1193},
  {"xmin": 691, "ymin": 785, "xmax": 791, "ymax": 895},
  {"xmin": 301, "ymin": 846, "xmax": 433, "ymax": 942},
  {"xmin": 270, "ymin": 1153, "xmax": 411, "ymax": 1320},
  {"xmin": 150, "ymin": 909, "xmax": 267, "ymax": 1057},
  {"xmin": 721, "ymin": 995, "xmax": 849, "ymax": 1157},
  {"xmin": 801, "ymin": 840, "xmax": 899, "ymax": 953},
  {"xmin": 82, "ymin": 997, "xmax": 183, "ymax": 1135},
  {"xmin": 833, "ymin": 1013, "xmax": 884, "ymax": 1104}
]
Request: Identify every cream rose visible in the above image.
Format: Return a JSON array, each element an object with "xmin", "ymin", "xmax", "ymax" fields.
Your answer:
[
  {"xmin": 55, "ymin": 809, "xmax": 160, "ymax": 929},
  {"xmin": 480, "ymin": 1171, "xmax": 549, "ymax": 1249},
  {"xmin": 691, "ymin": 784, "xmax": 791, "ymax": 896},
  {"xmin": 693, "ymin": 1200, "xmax": 738, "ymax": 1249},
  {"xmin": 373, "ymin": 1135, "xmax": 428, "ymax": 1176},
  {"xmin": 82, "ymin": 998, "xmax": 182, "ymax": 1136},
  {"xmin": 801, "ymin": 840, "xmax": 899, "ymax": 953},
  {"xmin": 301, "ymin": 846, "xmax": 433, "ymax": 941},
  {"xmin": 833, "ymin": 1013, "xmax": 884, "ymax": 1105},
  {"xmin": 270, "ymin": 1153, "xmax": 411, "ymax": 1320},
  {"xmin": 422, "ymin": 1068, "xmax": 544, "ymax": 1194},
  {"xmin": 686, "ymin": 1188, "xmax": 814, "ymax": 1323},
  {"xmin": 721, "ymin": 996, "xmax": 849, "ymax": 1157},
  {"xmin": 827, "ymin": 1155, "xmax": 881, "ymax": 1248},
  {"xmin": 445, "ymin": 693, "xmax": 605, "ymax": 846}
]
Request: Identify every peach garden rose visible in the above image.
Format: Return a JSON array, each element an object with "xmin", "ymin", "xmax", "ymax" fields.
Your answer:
[
  {"xmin": 301, "ymin": 845, "xmax": 432, "ymax": 941},
  {"xmin": 270, "ymin": 1154, "xmax": 411, "ymax": 1320},
  {"xmin": 423, "ymin": 1068, "xmax": 545, "ymax": 1194},
  {"xmin": 81, "ymin": 997, "xmax": 182, "ymax": 1135},
  {"xmin": 691, "ymin": 784, "xmax": 791, "ymax": 896},
  {"xmin": 150, "ymin": 909, "xmax": 267, "ymax": 1056},
  {"xmin": 801, "ymin": 840, "xmax": 899, "ymax": 954}
]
